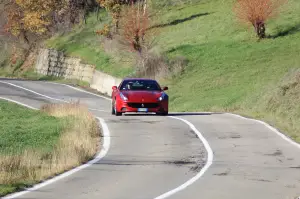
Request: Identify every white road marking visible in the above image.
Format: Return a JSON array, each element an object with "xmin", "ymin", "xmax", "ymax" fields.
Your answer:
[
  {"xmin": 44, "ymin": 81, "xmax": 112, "ymax": 101},
  {"xmin": 227, "ymin": 113, "xmax": 300, "ymax": 149},
  {"xmin": 0, "ymin": 80, "xmax": 67, "ymax": 103},
  {"xmin": 1, "ymin": 96, "xmax": 111, "ymax": 199},
  {"xmin": 0, "ymin": 97, "xmax": 38, "ymax": 110},
  {"xmin": 154, "ymin": 116, "xmax": 214, "ymax": 199},
  {"xmin": 0, "ymin": 81, "xmax": 108, "ymax": 113}
]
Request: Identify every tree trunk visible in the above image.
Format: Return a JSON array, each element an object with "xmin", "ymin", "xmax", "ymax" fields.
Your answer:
[
  {"xmin": 97, "ymin": 6, "xmax": 101, "ymax": 21},
  {"xmin": 115, "ymin": 20, "xmax": 119, "ymax": 33},
  {"xmin": 255, "ymin": 21, "xmax": 266, "ymax": 39},
  {"xmin": 143, "ymin": 0, "xmax": 147, "ymax": 15},
  {"xmin": 18, "ymin": 31, "xmax": 30, "ymax": 47},
  {"xmin": 83, "ymin": 1, "xmax": 87, "ymax": 24}
]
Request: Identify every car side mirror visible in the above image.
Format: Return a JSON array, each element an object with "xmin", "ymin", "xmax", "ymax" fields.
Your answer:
[
  {"xmin": 112, "ymin": 86, "xmax": 117, "ymax": 90},
  {"xmin": 163, "ymin": 86, "xmax": 168, "ymax": 91}
]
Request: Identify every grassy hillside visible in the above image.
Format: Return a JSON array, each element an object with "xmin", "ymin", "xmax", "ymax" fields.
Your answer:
[{"xmin": 47, "ymin": 0, "xmax": 299, "ymax": 142}]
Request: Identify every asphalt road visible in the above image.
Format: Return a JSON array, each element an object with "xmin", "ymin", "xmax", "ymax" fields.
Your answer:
[{"xmin": 0, "ymin": 79, "xmax": 300, "ymax": 199}]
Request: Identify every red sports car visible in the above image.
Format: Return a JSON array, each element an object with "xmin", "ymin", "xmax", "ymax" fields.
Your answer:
[{"xmin": 111, "ymin": 78, "xmax": 169, "ymax": 116}]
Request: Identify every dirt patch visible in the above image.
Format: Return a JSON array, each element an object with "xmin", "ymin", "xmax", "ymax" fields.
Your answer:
[
  {"xmin": 190, "ymin": 164, "xmax": 204, "ymax": 172},
  {"xmin": 107, "ymin": 118, "xmax": 160, "ymax": 124},
  {"xmin": 165, "ymin": 160, "xmax": 195, "ymax": 166},
  {"xmin": 249, "ymin": 178, "xmax": 272, "ymax": 183},
  {"xmin": 290, "ymin": 166, "xmax": 300, "ymax": 169},
  {"xmin": 230, "ymin": 135, "xmax": 241, "ymax": 139},
  {"xmin": 218, "ymin": 134, "xmax": 241, "ymax": 139},
  {"xmin": 187, "ymin": 130, "xmax": 199, "ymax": 139},
  {"xmin": 214, "ymin": 172, "xmax": 229, "ymax": 176},
  {"xmin": 265, "ymin": 149, "xmax": 283, "ymax": 156},
  {"xmin": 165, "ymin": 155, "xmax": 206, "ymax": 173}
]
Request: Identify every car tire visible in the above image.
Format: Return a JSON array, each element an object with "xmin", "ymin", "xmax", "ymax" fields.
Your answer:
[
  {"xmin": 162, "ymin": 111, "xmax": 168, "ymax": 116},
  {"xmin": 115, "ymin": 111, "xmax": 122, "ymax": 116},
  {"xmin": 111, "ymin": 104, "xmax": 115, "ymax": 115},
  {"xmin": 114, "ymin": 100, "xmax": 122, "ymax": 116},
  {"xmin": 156, "ymin": 112, "xmax": 168, "ymax": 116}
]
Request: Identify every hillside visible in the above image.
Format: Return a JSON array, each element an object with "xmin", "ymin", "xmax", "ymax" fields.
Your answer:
[{"xmin": 5, "ymin": 0, "xmax": 300, "ymax": 142}]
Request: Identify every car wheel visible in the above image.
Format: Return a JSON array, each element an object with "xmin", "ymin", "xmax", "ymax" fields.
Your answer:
[
  {"xmin": 161, "ymin": 111, "xmax": 168, "ymax": 116},
  {"xmin": 115, "ymin": 111, "xmax": 122, "ymax": 116},
  {"xmin": 111, "ymin": 102, "xmax": 115, "ymax": 115},
  {"xmin": 156, "ymin": 112, "xmax": 168, "ymax": 116},
  {"xmin": 114, "ymin": 100, "xmax": 122, "ymax": 116}
]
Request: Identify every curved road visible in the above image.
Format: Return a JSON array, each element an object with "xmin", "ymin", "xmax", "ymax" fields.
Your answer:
[{"xmin": 0, "ymin": 79, "xmax": 300, "ymax": 199}]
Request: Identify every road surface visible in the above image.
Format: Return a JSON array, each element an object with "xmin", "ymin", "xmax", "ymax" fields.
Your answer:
[{"xmin": 0, "ymin": 79, "xmax": 299, "ymax": 199}]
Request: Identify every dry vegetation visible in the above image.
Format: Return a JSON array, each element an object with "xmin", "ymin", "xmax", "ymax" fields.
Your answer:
[
  {"xmin": 0, "ymin": 102, "xmax": 100, "ymax": 193},
  {"xmin": 234, "ymin": 0, "xmax": 287, "ymax": 39},
  {"xmin": 250, "ymin": 69, "xmax": 300, "ymax": 142}
]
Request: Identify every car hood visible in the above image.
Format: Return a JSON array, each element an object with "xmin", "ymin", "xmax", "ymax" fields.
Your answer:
[{"xmin": 121, "ymin": 91, "xmax": 162, "ymax": 102}]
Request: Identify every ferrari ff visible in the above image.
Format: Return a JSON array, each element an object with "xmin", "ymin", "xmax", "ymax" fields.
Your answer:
[{"xmin": 111, "ymin": 78, "xmax": 169, "ymax": 116}]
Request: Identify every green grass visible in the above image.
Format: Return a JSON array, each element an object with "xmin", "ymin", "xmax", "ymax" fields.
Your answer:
[
  {"xmin": 0, "ymin": 100, "xmax": 64, "ymax": 196},
  {"xmin": 0, "ymin": 100, "xmax": 64, "ymax": 154},
  {"xmin": 46, "ymin": 0, "xmax": 300, "ymax": 141},
  {"xmin": 0, "ymin": 183, "xmax": 31, "ymax": 197}
]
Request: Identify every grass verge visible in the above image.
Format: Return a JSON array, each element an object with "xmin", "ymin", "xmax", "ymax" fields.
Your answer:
[{"xmin": 0, "ymin": 101, "xmax": 100, "ymax": 197}]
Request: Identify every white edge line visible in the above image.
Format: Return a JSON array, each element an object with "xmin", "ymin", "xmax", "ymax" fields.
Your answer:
[
  {"xmin": 226, "ymin": 113, "xmax": 300, "ymax": 149},
  {"xmin": 153, "ymin": 116, "xmax": 214, "ymax": 199},
  {"xmin": 0, "ymin": 81, "xmax": 108, "ymax": 113},
  {"xmin": 64, "ymin": 84, "xmax": 112, "ymax": 101},
  {"xmin": 44, "ymin": 81, "xmax": 112, "ymax": 101},
  {"xmin": 0, "ymin": 81, "xmax": 67, "ymax": 103},
  {"xmin": 0, "ymin": 97, "xmax": 38, "ymax": 110},
  {"xmin": 1, "ymin": 97, "xmax": 111, "ymax": 199}
]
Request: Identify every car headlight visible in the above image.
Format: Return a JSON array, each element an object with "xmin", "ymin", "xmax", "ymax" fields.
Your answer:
[
  {"xmin": 120, "ymin": 93, "xmax": 128, "ymax": 101},
  {"xmin": 158, "ymin": 93, "xmax": 166, "ymax": 101}
]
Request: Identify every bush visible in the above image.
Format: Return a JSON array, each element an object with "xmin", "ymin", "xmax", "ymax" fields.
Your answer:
[{"xmin": 234, "ymin": 0, "xmax": 286, "ymax": 39}]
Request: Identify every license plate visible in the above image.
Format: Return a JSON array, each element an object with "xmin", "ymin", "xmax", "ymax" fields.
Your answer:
[{"xmin": 138, "ymin": 108, "xmax": 148, "ymax": 112}]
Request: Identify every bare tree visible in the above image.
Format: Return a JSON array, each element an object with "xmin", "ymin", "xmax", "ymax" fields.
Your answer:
[
  {"xmin": 119, "ymin": 0, "xmax": 150, "ymax": 54},
  {"xmin": 234, "ymin": 0, "xmax": 286, "ymax": 39}
]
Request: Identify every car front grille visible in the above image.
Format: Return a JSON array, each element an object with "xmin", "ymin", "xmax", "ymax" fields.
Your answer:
[{"xmin": 127, "ymin": 103, "xmax": 159, "ymax": 108}]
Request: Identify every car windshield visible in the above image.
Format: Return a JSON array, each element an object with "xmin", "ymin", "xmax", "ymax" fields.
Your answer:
[{"xmin": 120, "ymin": 80, "xmax": 161, "ymax": 91}]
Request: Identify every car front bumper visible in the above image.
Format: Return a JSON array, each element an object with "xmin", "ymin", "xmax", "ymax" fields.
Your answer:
[{"xmin": 117, "ymin": 101, "xmax": 168, "ymax": 113}]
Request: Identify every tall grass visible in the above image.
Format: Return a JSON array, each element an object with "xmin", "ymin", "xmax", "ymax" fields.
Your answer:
[{"xmin": 0, "ymin": 102, "xmax": 100, "ymax": 196}]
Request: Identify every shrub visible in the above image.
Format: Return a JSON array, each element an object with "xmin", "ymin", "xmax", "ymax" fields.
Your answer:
[
  {"xmin": 119, "ymin": 0, "xmax": 151, "ymax": 54},
  {"xmin": 234, "ymin": 0, "xmax": 286, "ymax": 39},
  {"xmin": 96, "ymin": 24, "xmax": 113, "ymax": 39}
]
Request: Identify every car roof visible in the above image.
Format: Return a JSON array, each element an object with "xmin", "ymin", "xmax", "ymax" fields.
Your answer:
[{"xmin": 122, "ymin": 78, "xmax": 157, "ymax": 81}]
